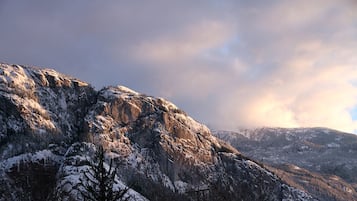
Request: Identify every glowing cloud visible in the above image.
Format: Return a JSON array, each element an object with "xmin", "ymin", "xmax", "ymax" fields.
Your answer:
[{"xmin": 1, "ymin": 0, "xmax": 357, "ymax": 132}]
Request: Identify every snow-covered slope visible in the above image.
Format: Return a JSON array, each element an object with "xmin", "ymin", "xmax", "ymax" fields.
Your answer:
[
  {"xmin": 0, "ymin": 63, "xmax": 315, "ymax": 201},
  {"xmin": 214, "ymin": 127, "xmax": 357, "ymax": 201}
]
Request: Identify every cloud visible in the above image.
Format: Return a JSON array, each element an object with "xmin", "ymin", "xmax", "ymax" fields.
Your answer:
[
  {"xmin": 132, "ymin": 20, "xmax": 234, "ymax": 63},
  {"xmin": 1, "ymin": 0, "xmax": 357, "ymax": 133},
  {"xmin": 212, "ymin": 33, "xmax": 357, "ymax": 132}
]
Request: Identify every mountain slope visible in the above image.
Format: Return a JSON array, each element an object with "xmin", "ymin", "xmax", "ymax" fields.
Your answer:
[
  {"xmin": 0, "ymin": 63, "xmax": 314, "ymax": 201},
  {"xmin": 214, "ymin": 128, "xmax": 357, "ymax": 201}
]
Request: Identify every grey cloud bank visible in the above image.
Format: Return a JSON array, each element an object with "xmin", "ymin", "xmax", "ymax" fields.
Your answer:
[{"xmin": 1, "ymin": 0, "xmax": 357, "ymax": 132}]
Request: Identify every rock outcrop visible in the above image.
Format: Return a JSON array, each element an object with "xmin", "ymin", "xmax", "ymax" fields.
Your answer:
[{"xmin": 0, "ymin": 64, "xmax": 96, "ymax": 158}]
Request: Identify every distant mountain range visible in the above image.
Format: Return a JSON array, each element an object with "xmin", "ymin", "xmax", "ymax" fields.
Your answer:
[
  {"xmin": 0, "ymin": 63, "xmax": 314, "ymax": 201},
  {"xmin": 214, "ymin": 127, "xmax": 357, "ymax": 201}
]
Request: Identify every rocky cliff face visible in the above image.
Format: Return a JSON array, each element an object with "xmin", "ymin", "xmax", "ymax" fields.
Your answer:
[
  {"xmin": 0, "ymin": 63, "xmax": 315, "ymax": 201},
  {"xmin": 214, "ymin": 128, "xmax": 357, "ymax": 201},
  {"xmin": 0, "ymin": 64, "xmax": 96, "ymax": 158}
]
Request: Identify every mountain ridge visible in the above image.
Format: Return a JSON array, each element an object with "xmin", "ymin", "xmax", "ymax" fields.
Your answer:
[
  {"xmin": 214, "ymin": 127, "xmax": 357, "ymax": 201},
  {"xmin": 0, "ymin": 63, "xmax": 315, "ymax": 200}
]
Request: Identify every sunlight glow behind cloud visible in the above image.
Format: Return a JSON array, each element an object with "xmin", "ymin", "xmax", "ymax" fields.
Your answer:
[{"xmin": 1, "ymin": 0, "xmax": 357, "ymax": 133}]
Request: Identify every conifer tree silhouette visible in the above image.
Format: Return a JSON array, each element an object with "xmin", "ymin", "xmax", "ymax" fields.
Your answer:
[{"xmin": 79, "ymin": 145, "xmax": 129, "ymax": 201}]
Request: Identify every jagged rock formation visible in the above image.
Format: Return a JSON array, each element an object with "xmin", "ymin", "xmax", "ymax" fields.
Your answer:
[
  {"xmin": 0, "ymin": 63, "xmax": 315, "ymax": 201},
  {"xmin": 214, "ymin": 128, "xmax": 357, "ymax": 201}
]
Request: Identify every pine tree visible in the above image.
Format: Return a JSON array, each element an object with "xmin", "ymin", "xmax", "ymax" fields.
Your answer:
[{"xmin": 79, "ymin": 145, "xmax": 129, "ymax": 201}]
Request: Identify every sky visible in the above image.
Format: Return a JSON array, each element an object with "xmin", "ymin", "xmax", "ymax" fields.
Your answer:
[{"xmin": 1, "ymin": 0, "xmax": 357, "ymax": 133}]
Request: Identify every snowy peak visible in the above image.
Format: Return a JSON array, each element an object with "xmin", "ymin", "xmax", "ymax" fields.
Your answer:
[
  {"xmin": 85, "ymin": 85, "xmax": 227, "ymax": 167},
  {"xmin": 0, "ymin": 63, "xmax": 88, "ymax": 92},
  {"xmin": 0, "ymin": 63, "xmax": 96, "ymax": 158}
]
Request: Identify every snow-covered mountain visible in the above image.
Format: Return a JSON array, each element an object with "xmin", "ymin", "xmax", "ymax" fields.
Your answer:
[
  {"xmin": 0, "ymin": 63, "xmax": 316, "ymax": 200},
  {"xmin": 214, "ymin": 127, "xmax": 357, "ymax": 201}
]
